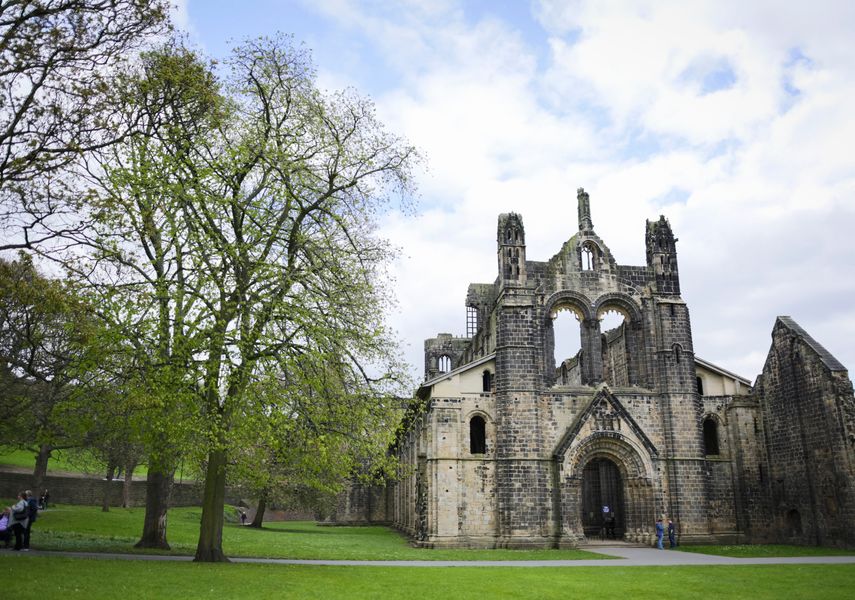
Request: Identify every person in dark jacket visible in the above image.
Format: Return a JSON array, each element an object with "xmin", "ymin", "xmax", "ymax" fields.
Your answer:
[
  {"xmin": 23, "ymin": 489, "xmax": 38, "ymax": 550},
  {"xmin": 668, "ymin": 519, "xmax": 677, "ymax": 548}
]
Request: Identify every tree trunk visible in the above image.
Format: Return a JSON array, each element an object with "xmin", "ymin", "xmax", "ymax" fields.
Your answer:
[
  {"xmin": 102, "ymin": 472, "xmax": 113, "ymax": 512},
  {"xmin": 122, "ymin": 458, "xmax": 137, "ymax": 508},
  {"xmin": 249, "ymin": 489, "xmax": 268, "ymax": 528},
  {"xmin": 134, "ymin": 467, "xmax": 174, "ymax": 549},
  {"xmin": 33, "ymin": 444, "xmax": 52, "ymax": 490},
  {"xmin": 194, "ymin": 447, "xmax": 229, "ymax": 562}
]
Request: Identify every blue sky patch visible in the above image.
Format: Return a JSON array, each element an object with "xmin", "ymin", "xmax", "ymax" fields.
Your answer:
[
  {"xmin": 679, "ymin": 55, "xmax": 737, "ymax": 95},
  {"xmin": 651, "ymin": 187, "xmax": 690, "ymax": 207}
]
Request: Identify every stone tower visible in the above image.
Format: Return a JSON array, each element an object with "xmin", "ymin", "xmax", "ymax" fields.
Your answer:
[
  {"xmin": 644, "ymin": 216, "xmax": 710, "ymax": 538},
  {"xmin": 493, "ymin": 212, "xmax": 553, "ymax": 545}
]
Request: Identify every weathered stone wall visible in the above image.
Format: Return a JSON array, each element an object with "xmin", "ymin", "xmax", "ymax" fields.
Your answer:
[
  {"xmin": 750, "ymin": 317, "xmax": 855, "ymax": 546},
  {"xmin": 702, "ymin": 396, "xmax": 740, "ymax": 537},
  {"xmin": 424, "ymin": 334, "xmax": 471, "ymax": 379},
  {"xmin": 0, "ymin": 471, "xmax": 217, "ymax": 507},
  {"xmin": 326, "ymin": 481, "xmax": 390, "ymax": 524},
  {"xmin": 602, "ymin": 324, "xmax": 629, "ymax": 387}
]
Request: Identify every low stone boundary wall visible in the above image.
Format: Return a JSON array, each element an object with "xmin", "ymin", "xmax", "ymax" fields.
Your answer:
[{"xmin": 0, "ymin": 471, "xmax": 213, "ymax": 507}]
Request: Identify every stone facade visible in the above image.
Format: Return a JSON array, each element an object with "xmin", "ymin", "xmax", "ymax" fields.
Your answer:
[{"xmin": 336, "ymin": 189, "xmax": 855, "ymax": 548}]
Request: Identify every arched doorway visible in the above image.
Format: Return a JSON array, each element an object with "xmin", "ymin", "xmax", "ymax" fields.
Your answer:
[{"xmin": 581, "ymin": 457, "xmax": 625, "ymax": 539}]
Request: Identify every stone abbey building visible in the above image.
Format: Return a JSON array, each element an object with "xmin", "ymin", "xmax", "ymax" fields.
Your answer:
[{"xmin": 336, "ymin": 189, "xmax": 855, "ymax": 548}]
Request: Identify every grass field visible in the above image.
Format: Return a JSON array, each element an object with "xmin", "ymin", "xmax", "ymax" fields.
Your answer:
[
  {"xmin": 3, "ymin": 505, "xmax": 855, "ymax": 599},
  {"xmin": 16, "ymin": 504, "xmax": 606, "ymax": 561},
  {"xmin": 0, "ymin": 557, "xmax": 853, "ymax": 600},
  {"xmin": 0, "ymin": 448, "xmax": 104, "ymax": 474},
  {"xmin": 677, "ymin": 544, "xmax": 855, "ymax": 558},
  {"xmin": 0, "ymin": 448, "xmax": 198, "ymax": 480}
]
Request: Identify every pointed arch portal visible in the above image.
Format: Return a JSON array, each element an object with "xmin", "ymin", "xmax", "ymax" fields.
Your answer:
[
  {"xmin": 581, "ymin": 457, "xmax": 625, "ymax": 538},
  {"xmin": 557, "ymin": 431, "xmax": 656, "ymax": 544}
]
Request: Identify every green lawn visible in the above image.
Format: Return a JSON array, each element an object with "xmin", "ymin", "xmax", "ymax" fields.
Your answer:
[
  {"xmin": 0, "ymin": 448, "xmax": 102, "ymax": 474},
  {"xmin": 23, "ymin": 504, "xmax": 606, "ymax": 561},
  {"xmin": 679, "ymin": 544, "xmax": 855, "ymax": 558},
  {"xmin": 0, "ymin": 449, "xmax": 196, "ymax": 480},
  {"xmin": 0, "ymin": 557, "xmax": 853, "ymax": 600}
]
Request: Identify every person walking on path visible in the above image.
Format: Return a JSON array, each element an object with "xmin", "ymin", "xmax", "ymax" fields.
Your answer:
[
  {"xmin": 655, "ymin": 518, "xmax": 665, "ymax": 550},
  {"xmin": 668, "ymin": 519, "xmax": 677, "ymax": 548},
  {"xmin": 23, "ymin": 489, "xmax": 38, "ymax": 550},
  {"xmin": 10, "ymin": 491, "xmax": 29, "ymax": 551}
]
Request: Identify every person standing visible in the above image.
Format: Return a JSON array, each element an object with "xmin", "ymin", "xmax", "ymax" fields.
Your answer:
[
  {"xmin": 0, "ymin": 507, "xmax": 12, "ymax": 548},
  {"xmin": 668, "ymin": 519, "xmax": 677, "ymax": 548},
  {"xmin": 23, "ymin": 489, "xmax": 38, "ymax": 550},
  {"xmin": 655, "ymin": 518, "xmax": 665, "ymax": 550},
  {"xmin": 10, "ymin": 491, "xmax": 29, "ymax": 551}
]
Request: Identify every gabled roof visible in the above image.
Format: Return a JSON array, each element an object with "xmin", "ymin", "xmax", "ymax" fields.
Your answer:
[
  {"xmin": 553, "ymin": 386, "xmax": 658, "ymax": 459},
  {"xmin": 775, "ymin": 316, "xmax": 847, "ymax": 372},
  {"xmin": 417, "ymin": 353, "xmax": 496, "ymax": 398},
  {"xmin": 694, "ymin": 356, "xmax": 752, "ymax": 386}
]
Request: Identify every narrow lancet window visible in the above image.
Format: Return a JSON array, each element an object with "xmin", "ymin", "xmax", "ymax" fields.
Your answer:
[
  {"xmin": 470, "ymin": 416, "xmax": 486, "ymax": 454},
  {"xmin": 703, "ymin": 418, "xmax": 720, "ymax": 455},
  {"xmin": 482, "ymin": 370, "xmax": 492, "ymax": 392}
]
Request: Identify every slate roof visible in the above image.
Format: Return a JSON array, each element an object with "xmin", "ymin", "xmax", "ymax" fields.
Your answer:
[{"xmin": 776, "ymin": 316, "xmax": 847, "ymax": 372}]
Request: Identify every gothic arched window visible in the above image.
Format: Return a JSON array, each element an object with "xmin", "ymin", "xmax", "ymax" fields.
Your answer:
[
  {"xmin": 437, "ymin": 355, "xmax": 451, "ymax": 373},
  {"xmin": 581, "ymin": 245, "xmax": 594, "ymax": 271}
]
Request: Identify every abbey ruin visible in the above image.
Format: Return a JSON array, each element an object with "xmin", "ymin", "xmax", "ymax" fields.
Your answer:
[{"xmin": 335, "ymin": 189, "xmax": 855, "ymax": 548}]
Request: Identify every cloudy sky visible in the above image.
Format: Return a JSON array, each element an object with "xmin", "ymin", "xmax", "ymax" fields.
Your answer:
[{"xmin": 178, "ymin": 0, "xmax": 855, "ymax": 382}]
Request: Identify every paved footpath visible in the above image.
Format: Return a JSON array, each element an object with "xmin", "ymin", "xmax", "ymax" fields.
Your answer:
[{"xmin": 7, "ymin": 546, "xmax": 855, "ymax": 567}]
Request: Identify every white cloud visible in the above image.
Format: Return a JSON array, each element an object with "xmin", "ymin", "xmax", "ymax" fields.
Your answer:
[{"xmin": 191, "ymin": 0, "xmax": 855, "ymax": 381}]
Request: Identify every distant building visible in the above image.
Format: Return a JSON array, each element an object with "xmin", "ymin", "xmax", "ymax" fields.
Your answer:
[{"xmin": 333, "ymin": 189, "xmax": 855, "ymax": 548}]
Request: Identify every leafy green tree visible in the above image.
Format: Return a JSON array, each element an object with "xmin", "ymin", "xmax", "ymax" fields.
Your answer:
[
  {"xmin": 180, "ymin": 36, "xmax": 416, "ymax": 562},
  {"xmin": 0, "ymin": 0, "xmax": 170, "ymax": 251},
  {"xmin": 50, "ymin": 34, "xmax": 415, "ymax": 561},
  {"xmin": 72, "ymin": 41, "xmax": 220, "ymax": 549},
  {"xmin": 231, "ymin": 354, "xmax": 404, "ymax": 528},
  {"xmin": 0, "ymin": 254, "xmax": 102, "ymax": 488}
]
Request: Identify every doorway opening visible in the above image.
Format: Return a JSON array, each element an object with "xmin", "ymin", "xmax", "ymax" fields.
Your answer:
[{"xmin": 581, "ymin": 457, "xmax": 625, "ymax": 539}]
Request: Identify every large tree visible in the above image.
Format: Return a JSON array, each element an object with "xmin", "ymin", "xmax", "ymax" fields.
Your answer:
[
  {"xmin": 50, "ymin": 34, "xmax": 415, "ymax": 560},
  {"xmin": 0, "ymin": 254, "xmax": 101, "ymax": 489},
  {"xmin": 0, "ymin": 0, "xmax": 170, "ymax": 251},
  {"xmin": 178, "ymin": 36, "xmax": 416, "ymax": 562},
  {"xmin": 73, "ymin": 41, "xmax": 220, "ymax": 549}
]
